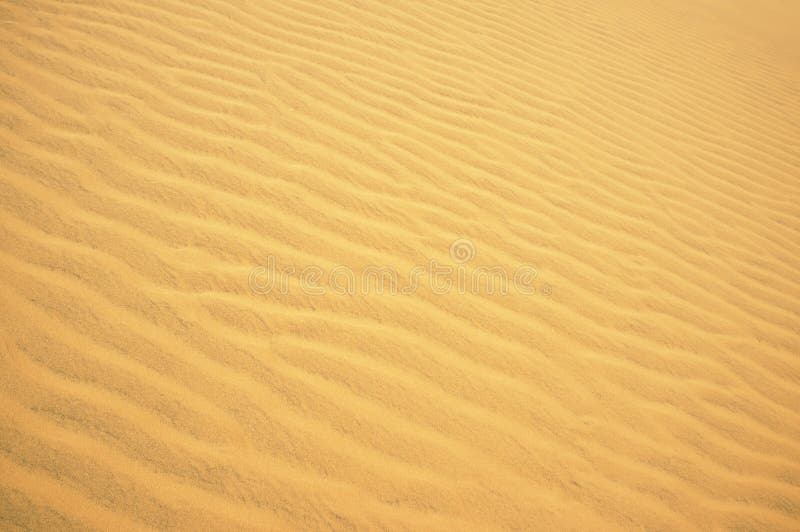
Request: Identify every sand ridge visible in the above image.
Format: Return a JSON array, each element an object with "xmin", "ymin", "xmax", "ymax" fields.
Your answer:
[{"xmin": 1, "ymin": 0, "xmax": 799, "ymax": 530}]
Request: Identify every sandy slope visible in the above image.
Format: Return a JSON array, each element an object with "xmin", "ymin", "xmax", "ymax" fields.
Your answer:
[{"xmin": 1, "ymin": 0, "xmax": 799, "ymax": 529}]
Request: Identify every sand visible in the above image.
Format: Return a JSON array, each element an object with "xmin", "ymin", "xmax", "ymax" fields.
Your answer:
[{"xmin": 1, "ymin": 0, "xmax": 799, "ymax": 530}]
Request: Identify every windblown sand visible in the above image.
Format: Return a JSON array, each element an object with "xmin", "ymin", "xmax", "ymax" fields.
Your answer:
[{"xmin": 1, "ymin": 0, "xmax": 799, "ymax": 530}]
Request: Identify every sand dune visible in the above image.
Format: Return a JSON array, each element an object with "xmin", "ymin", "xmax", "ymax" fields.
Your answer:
[{"xmin": 1, "ymin": 0, "xmax": 799, "ymax": 529}]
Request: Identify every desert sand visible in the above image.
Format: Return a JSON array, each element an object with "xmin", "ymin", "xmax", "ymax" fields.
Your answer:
[{"xmin": 1, "ymin": 0, "xmax": 799, "ymax": 530}]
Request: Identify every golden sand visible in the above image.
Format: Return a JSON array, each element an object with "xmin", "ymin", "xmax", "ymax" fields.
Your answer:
[{"xmin": 1, "ymin": 0, "xmax": 799, "ymax": 529}]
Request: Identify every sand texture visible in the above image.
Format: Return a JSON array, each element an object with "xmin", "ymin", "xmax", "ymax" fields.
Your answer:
[{"xmin": 1, "ymin": 0, "xmax": 800, "ymax": 530}]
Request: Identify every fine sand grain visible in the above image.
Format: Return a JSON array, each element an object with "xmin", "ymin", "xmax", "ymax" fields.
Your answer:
[{"xmin": 1, "ymin": 0, "xmax": 799, "ymax": 530}]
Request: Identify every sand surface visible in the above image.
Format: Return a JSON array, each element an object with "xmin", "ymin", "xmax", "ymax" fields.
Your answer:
[{"xmin": 1, "ymin": 0, "xmax": 800, "ymax": 530}]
